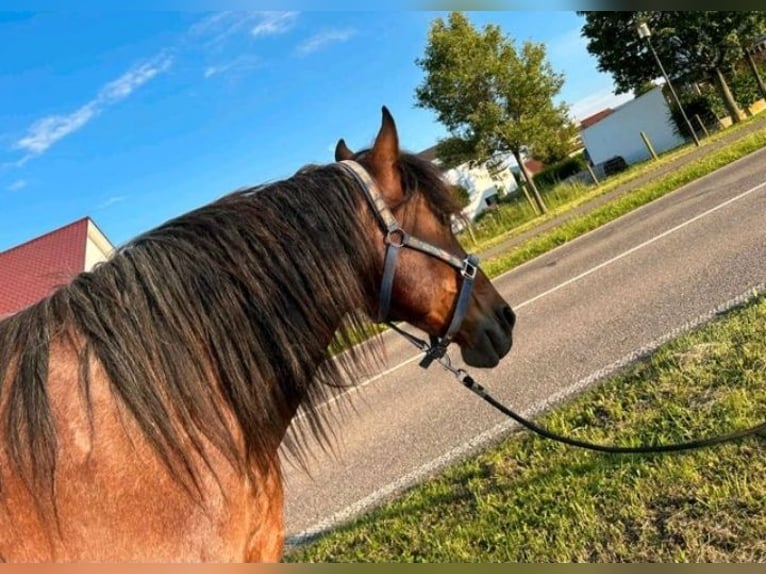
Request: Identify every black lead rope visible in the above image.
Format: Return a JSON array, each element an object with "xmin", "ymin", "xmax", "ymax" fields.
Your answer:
[{"xmin": 392, "ymin": 328, "xmax": 766, "ymax": 454}]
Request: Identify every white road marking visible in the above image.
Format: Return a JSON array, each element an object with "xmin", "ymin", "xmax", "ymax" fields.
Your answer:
[
  {"xmin": 288, "ymin": 281, "xmax": 766, "ymax": 548},
  {"xmin": 514, "ymin": 179, "xmax": 766, "ymax": 310}
]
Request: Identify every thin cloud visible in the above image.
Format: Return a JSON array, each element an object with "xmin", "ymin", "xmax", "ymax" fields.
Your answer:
[
  {"xmin": 203, "ymin": 55, "xmax": 260, "ymax": 79},
  {"xmin": 1, "ymin": 155, "xmax": 33, "ymax": 170},
  {"xmin": 13, "ymin": 53, "xmax": 173, "ymax": 158},
  {"xmin": 6, "ymin": 179, "xmax": 27, "ymax": 192},
  {"xmin": 16, "ymin": 103, "xmax": 99, "ymax": 155},
  {"xmin": 188, "ymin": 11, "xmax": 238, "ymax": 38},
  {"xmin": 100, "ymin": 56, "xmax": 172, "ymax": 102},
  {"xmin": 97, "ymin": 195, "xmax": 127, "ymax": 209},
  {"xmin": 297, "ymin": 29, "xmax": 355, "ymax": 56},
  {"xmin": 189, "ymin": 11, "xmax": 261, "ymax": 49},
  {"xmin": 252, "ymin": 12, "xmax": 299, "ymax": 37},
  {"xmin": 188, "ymin": 12, "xmax": 297, "ymax": 78}
]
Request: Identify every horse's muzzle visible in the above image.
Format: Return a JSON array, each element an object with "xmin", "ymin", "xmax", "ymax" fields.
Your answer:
[{"xmin": 460, "ymin": 304, "xmax": 515, "ymax": 368}]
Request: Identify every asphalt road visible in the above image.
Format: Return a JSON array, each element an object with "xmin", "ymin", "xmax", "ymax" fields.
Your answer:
[{"xmin": 282, "ymin": 145, "xmax": 766, "ymax": 545}]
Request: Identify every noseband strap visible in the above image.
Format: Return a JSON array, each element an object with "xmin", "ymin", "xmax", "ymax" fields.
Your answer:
[{"xmin": 336, "ymin": 160, "xmax": 479, "ymax": 368}]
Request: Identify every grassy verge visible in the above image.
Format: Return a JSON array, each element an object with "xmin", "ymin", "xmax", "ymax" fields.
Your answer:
[
  {"xmin": 480, "ymin": 127, "xmax": 766, "ymax": 279},
  {"xmin": 290, "ymin": 291, "xmax": 766, "ymax": 562},
  {"xmin": 460, "ymin": 115, "xmax": 766, "ymax": 256}
]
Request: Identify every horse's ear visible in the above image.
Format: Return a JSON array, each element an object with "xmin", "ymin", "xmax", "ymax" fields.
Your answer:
[
  {"xmin": 370, "ymin": 106, "xmax": 399, "ymax": 168},
  {"xmin": 368, "ymin": 106, "xmax": 401, "ymax": 200},
  {"xmin": 335, "ymin": 139, "xmax": 354, "ymax": 161}
]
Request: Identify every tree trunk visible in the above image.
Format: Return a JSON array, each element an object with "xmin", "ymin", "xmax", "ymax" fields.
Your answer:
[
  {"xmin": 745, "ymin": 51, "xmax": 766, "ymax": 103},
  {"xmin": 512, "ymin": 150, "xmax": 547, "ymax": 215},
  {"xmin": 518, "ymin": 180, "xmax": 539, "ymax": 216},
  {"xmin": 712, "ymin": 66, "xmax": 744, "ymax": 124}
]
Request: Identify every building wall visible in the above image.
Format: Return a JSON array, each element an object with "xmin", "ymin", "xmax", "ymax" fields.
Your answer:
[
  {"xmin": 84, "ymin": 219, "xmax": 115, "ymax": 271},
  {"xmin": 443, "ymin": 157, "xmax": 519, "ymax": 222},
  {"xmin": 580, "ymin": 86, "xmax": 685, "ymax": 167}
]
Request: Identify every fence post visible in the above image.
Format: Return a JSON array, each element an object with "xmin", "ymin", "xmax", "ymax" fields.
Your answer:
[
  {"xmin": 693, "ymin": 114, "xmax": 710, "ymax": 139},
  {"xmin": 585, "ymin": 163, "xmax": 600, "ymax": 186},
  {"xmin": 640, "ymin": 131, "xmax": 659, "ymax": 161}
]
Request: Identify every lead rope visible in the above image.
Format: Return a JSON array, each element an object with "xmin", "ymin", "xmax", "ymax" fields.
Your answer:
[{"xmin": 393, "ymin": 329, "xmax": 766, "ymax": 454}]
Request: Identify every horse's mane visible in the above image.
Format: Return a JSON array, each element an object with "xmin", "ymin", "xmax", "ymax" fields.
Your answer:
[{"xmin": 0, "ymin": 152, "xmax": 459, "ymax": 496}]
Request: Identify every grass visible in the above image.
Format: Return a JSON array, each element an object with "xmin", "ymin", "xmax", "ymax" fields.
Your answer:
[
  {"xmin": 460, "ymin": 114, "xmax": 766, "ymax": 258},
  {"xmin": 289, "ymin": 292, "xmax": 766, "ymax": 562},
  {"xmin": 478, "ymin": 126, "xmax": 766, "ymax": 279}
]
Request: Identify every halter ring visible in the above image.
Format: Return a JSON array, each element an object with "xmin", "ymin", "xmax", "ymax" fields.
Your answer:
[{"xmin": 385, "ymin": 228, "xmax": 407, "ymax": 248}]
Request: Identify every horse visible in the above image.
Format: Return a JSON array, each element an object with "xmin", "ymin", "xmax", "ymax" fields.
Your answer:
[{"xmin": 0, "ymin": 107, "xmax": 514, "ymax": 561}]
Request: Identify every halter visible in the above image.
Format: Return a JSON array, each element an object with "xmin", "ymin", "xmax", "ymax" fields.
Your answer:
[{"xmin": 337, "ymin": 160, "xmax": 479, "ymax": 368}]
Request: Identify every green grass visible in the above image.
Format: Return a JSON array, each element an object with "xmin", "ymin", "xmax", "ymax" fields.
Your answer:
[
  {"xmin": 289, "ymin": 292, "xmax": 766, "ymax": 562},
  {"xmin": 460, "ymin": 114, "xmax": 766, "ymax": 257},
  {"xmin": 479, "ymin": 127, "xmax": 766, "ymax": 279}
]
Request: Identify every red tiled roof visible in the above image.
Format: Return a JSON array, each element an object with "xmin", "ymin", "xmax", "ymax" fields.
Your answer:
[
  {"xmin": 579, "ymin": 108, "xmax": 614, "ymax": 130},
  {"xmin": 0, "ymin": 217, "xmax": 90, "ymax": 318},
  {"xmin": 523, "ymin": 158, "xmax": 545, "ymax": 175}
]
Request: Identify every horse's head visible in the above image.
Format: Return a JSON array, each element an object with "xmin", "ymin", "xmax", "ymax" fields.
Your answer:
[{"xmin": 335, "ymin": 107, "xmax": 514, "ymax": 368}]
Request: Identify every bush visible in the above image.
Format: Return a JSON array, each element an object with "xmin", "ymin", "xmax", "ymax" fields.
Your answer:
[
  {"xmin": 730, "ymin": 60, "xmax": 766, "ymax": 112},
  {"xmin": 532, "ymin": 154, "xmax": 588, "ymax": 190},
  {"xmin": 668, "ymin": 92, "xmax": 719, "ymax": 140},
  {"xmin": 451, "ymin": 184, "xmax": 471, "ymax": 209}
]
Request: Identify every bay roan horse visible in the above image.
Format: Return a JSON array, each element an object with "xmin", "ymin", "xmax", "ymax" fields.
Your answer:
[{"xmin": 0, "ymin": 107, "xmax": 514, "ymax": 561}]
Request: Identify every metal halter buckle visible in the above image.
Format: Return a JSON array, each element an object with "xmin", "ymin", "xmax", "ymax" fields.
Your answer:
[{"xmin": 462, "ymin": 258, "xmax": 478, "ymax": 279}]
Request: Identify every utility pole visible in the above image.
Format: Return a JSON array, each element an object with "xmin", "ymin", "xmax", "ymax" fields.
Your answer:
[{"xmin": 636, "ymin": 22, "xmax": 701, "ymax": 148}]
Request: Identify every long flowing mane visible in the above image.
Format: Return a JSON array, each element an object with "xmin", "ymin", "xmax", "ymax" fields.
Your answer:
[{"xmin": 0, "ymin": 153, "xmax": 459, "ymax": 497}]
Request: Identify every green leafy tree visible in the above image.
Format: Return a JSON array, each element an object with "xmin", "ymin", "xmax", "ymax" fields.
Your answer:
[
  {"xmin": 415, "ymin": 12, "xmax": 577, "ymax": 215},
  {"xmin": 452, "ymin": 183, "xmax": 471, "ymax": 209},
  {"xmin": 579, "ymin": 11, "xmax": 766, "ymax": 124},
  {"xmin": 634, "ymin": 80, "xmax": 657, "ymax": 98},
  {"xmin": 743, "ymin": 48, "xmax": 766, "ymax": 102}
]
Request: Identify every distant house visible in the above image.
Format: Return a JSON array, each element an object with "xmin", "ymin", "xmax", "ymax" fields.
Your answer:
[
  {"xmin": 579, "ymin": 86, "xmax": 684, "ymax": 174},
  {"xmin": 419, "ymin": 147, "xmax": 519, "ymax": 223},
  {"xmin": 513, "ymin": 157, "xmax": 546, "ymax": 178},
  {"xmin": 0, "ymin": 217, "xmax": 114, "ymax": 319}
]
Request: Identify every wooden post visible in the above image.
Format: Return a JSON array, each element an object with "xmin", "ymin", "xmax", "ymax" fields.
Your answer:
[
  {"xmin": 519, "ymin": 183, "xmax": 541, "ymax": 216},
  {"xmin": 512, "ymin": 150, "xmax": 546, "ymax": 216},
  {"xmin": 693, "ymin": 114, "xmax": 710, "ymax": 139},
  {"xmin": 640, "ymin": 131, "xmax": 659, "ymax": 161},
  {"xmin": 585, "ymin": 163, "xmax": 600, "ymax": 186},
  {"xmin": 745, "ymin": 50, "xmax": 766, "ymax": 102}
]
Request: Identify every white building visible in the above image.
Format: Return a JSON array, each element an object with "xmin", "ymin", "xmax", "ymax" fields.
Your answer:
[
  {"xmin": 580, "ymin": 86, "xmax": 685, "ymax": 170},
  {"xmin": 419, "ymin": 148, "xmax": 519, "ymax": 223}
]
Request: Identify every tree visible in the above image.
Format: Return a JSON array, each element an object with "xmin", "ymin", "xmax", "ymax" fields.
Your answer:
[
  {"xmin": 744, "ymin": 47, "xmax": 766, "ymax": 102},
  {"xmin": 579, "ymin": 11, "xmax": 766, "ymax": 124},
  {"xmin": 415, "ymin": 12, "xmax": 577, "ymax": 215}
]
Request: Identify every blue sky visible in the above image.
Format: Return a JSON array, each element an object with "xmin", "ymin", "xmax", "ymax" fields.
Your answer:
[{"xmin": 0, "ymin": 11, "xmax": 633, "ymax": 250}]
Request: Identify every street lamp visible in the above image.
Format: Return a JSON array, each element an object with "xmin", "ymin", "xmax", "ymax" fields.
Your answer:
[{"xmin": 636, "ymin": 21, "xmax": 700, "ymax": 147}]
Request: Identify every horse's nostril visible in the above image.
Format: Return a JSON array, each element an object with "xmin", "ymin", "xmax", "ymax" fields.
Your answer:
[{"xmin": 499, "ymin": 305, "xmax": 516, "ymax": 330}]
